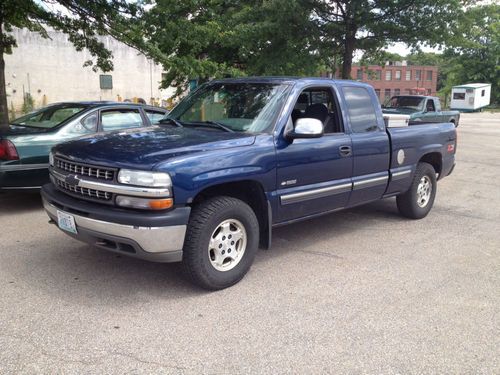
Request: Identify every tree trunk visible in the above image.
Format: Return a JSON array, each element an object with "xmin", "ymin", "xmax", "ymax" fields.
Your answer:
[
  {"xmin": 0, "ymin": 25, "xmax": 10, "ymax": 130},
  {"xmin": 341, "ymin": 35, "xmax": 356, "ymax": 79}
]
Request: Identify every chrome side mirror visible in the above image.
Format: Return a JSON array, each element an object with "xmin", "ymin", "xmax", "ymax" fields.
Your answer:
[{"xmin": 286, "ymin": 118, "xmax": 324, "ymax": 140}]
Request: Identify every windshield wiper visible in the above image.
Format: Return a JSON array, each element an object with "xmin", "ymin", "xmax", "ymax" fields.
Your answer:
[
  {"xmin": 158, "ymin": 118, "xmax": 184, "ymax": 127},
  {"xmin": 186, "ymin": 121, "xmax": 234, "ymax": 133}
]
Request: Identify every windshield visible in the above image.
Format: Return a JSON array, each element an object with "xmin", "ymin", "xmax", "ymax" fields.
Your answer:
[
  {"xmin": 167, "ymin": 82, "xmax": 290, "ymax": 133},
  {"xmin": 385, "ymin": 96, "xmax": 424, "ymax": 111},
  {"xmin": 11, "ymin": 104, "xmax": 88, "ymax": 129}
]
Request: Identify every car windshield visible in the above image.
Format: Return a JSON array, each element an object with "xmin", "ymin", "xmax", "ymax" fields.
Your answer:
[
  {"xmin": 11, "ymin": 104, "xmax": 87, "ymax": 129},
  {"xmin": 167, "ymin": 82, "xmax": 290, "ymax": 133},
  {"xmin": 385, "ymin": 96, "xmax": 425, "ymax": 111}
]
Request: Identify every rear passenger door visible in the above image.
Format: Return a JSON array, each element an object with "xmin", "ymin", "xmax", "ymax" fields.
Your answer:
[{"xmin": 340, "ymin": 85, "xmax": 390, "ymax": 206}]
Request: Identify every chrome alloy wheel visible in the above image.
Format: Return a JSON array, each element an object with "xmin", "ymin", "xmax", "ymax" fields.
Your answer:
[
  {"xmin": 208, "ymin": 219, "xmax": 247, "ymax": 272},
  {"xmin": 416, "ymin": 175, "xmax": 432, "ymax": 208}
]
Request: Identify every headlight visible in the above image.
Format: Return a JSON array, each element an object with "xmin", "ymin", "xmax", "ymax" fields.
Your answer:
[
  {"xmin": 117, "ymin": 169, "xmax": 172, "ymax": 188},
  {"xmin": 116, "ymin": 196, "xmax": 173, "ymax": 210},
  {"xmin": 49, "ymin": 151, "xmax": 54, "ymax": 166}
]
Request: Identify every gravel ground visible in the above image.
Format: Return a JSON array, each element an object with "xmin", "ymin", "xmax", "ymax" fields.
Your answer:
[{"xmin": 0, "ymin": 112, "xmax": 499, "ymax": 374}]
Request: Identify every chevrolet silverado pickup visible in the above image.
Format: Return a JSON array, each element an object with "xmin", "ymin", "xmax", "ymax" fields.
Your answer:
[
  {"xmin": 41, "ymin": 77, "xmax": 457, "ymax": 290},
  {"xmin": 383, "ymin": 95, "xmax": 460, "ymax": 126}
]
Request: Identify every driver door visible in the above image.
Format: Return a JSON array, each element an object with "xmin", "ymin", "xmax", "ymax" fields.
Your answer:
[{"xmin": 275, "ymin": 85, "xmax": 353, "ymax": 223}]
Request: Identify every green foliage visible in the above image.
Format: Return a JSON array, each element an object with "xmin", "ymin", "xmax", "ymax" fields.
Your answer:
[
  {"xmin": 441, "ymin": 4, "xmax": 500, "ymax": 104},
  {"xmin": 140, "ymin": 0, "xmax": 322, "ymax": 96},
  {"xmin": 310, "ymin": 0, "xmax": 467, "ymax": 78},
  {"xmin": 21, "ymin": 93, "xmax": 34, "ymax": 114}
]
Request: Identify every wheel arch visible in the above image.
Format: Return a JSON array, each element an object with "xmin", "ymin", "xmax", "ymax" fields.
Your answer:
[
  {"xmin": 190, "ymin": 180, "xmax": 271, "ymax": 249},
  {"xmin": 419, "ymin": 152, "xmax": 442, "ymax": 177}
]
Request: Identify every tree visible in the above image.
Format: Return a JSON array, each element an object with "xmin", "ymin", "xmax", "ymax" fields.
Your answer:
[
  {"xmin": 0, "ymin": 0, "xmax": 144, "ymax": 130},
  {"xmin": 441, "ymin": 3, "xmax": 499, "ymax": 104},
  {"xmin": 140, "ymin": 0, "xmax": 322, "ymax": 96},
  {"xmin": 310, "ymin": 0, "xmax": 467, "ymax": 79}
]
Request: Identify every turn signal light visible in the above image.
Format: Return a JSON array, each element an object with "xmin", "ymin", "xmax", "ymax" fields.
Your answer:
[
  {"xmin": 115, "ymin": 196, "xmax": 173, "ymax": 210},
  {"xmin": 148, "ymin": 198, "xmax": 174, "ymax": 210},
  {"xmin": 0, "ymin": 140, "xmax": 19, "ymax": 160}
]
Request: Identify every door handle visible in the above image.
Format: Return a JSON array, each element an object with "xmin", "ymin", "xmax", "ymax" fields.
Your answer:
[{"xmin": 339, "ymin": 145, "xmax": 352, "ymax": 156}]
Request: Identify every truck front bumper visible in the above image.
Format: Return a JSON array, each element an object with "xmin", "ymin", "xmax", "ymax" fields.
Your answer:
[{"xmin": 41, "ymin": 184, "xmax": 190, "ymax": 263}]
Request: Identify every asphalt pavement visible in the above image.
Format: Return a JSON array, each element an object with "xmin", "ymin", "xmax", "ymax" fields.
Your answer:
[{"xmin": 0, "ymin": 112, "xmax": 499, "ymax": 374}]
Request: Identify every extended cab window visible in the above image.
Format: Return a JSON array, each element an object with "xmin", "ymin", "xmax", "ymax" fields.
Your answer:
[
  {"xmin": 343, "ymin": 87, "xmax": 379, "ymax": 133},
  {"xmin": 100, "ymin": 109, "xmax": 144, "ymax": 131},
  {"xmin": 426, "ymin": 100, "xmax": 436, "ymax": 112},
  {"xmin": 291, "ymin": 87, "xmax": 343, "ymax": 133}
]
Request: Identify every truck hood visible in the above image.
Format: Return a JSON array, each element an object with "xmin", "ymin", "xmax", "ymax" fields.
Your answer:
[{"xmin": 53, "ymin": 126, "xmax": 257, "ymax": 170}]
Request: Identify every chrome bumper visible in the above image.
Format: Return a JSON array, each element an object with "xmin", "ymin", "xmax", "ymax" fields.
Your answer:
[{"xmin": 43, "ymin": 199, "xmax": 186, "ymax": 262}]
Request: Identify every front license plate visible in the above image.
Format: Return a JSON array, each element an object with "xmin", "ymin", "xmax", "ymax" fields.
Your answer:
[{"xmin": 57, "ymin": 210, "xmax": 78, "ymax": 234}]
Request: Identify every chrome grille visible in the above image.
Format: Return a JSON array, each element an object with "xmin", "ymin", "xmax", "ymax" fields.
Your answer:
[
  {"xmin": 55, "ymin": 178, "xmax": 112, "ymax": 201},
  {"xmin": 55, "ymin": 157, "xmax": 114, "ymax": 181}
]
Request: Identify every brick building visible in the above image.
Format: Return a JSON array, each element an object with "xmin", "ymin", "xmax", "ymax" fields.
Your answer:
[{"xmin": 323, "ymin": 62, "xmax": 438, "ymax": 103}]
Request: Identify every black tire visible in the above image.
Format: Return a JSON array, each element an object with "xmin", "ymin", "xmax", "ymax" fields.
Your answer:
[
  {"xmin": 396, "ymin": 162, "xmax": 437, "ymax": 219},
  {"xmin": 182, "ymin": 196, "xmax": 259, "ymax": 290}
]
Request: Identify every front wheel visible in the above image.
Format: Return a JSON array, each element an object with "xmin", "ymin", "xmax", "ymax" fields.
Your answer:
[
  {"xmin": 182, "ymin": 196, "xmax": 259, "ymax": 290},
  {"xmin": 397, "ymin": 162, "xmax": 437, "ymax": 219}
]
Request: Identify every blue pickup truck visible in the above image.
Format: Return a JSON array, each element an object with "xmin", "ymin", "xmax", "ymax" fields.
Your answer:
[{"xmin": 41, "ymin": 77, "xmax": 456, "ymax": 290}]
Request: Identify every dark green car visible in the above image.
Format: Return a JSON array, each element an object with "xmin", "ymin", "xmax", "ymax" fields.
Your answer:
[{"xmin": 0, "ymin": 102, "xmax": 168, "ymax": 191}]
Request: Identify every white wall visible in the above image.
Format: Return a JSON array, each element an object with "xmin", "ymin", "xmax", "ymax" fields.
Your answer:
[{"xmin": 4, "ymin": 28, "xmax": 175, "ymax": 111}]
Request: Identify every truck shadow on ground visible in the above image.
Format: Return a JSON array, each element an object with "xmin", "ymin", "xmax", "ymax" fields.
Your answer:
[
  {"xmin": 14, "ymin": 198, "xmax": 403, "ymax": 303},
  {"xmin": 0, "ymin": 192, "xmax": 43, "ymax": 214}
]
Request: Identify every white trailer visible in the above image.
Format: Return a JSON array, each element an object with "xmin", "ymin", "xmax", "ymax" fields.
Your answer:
[{"xmin": 450, "ymin": 83, "xmax": 491, "ymax": 112}]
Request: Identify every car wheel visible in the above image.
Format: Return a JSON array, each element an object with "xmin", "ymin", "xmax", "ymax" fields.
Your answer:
[
  {"xmin": 182, "ymin": 196, "xmax": 259, "ymax": 290},
  {"xmin": 396, "ymin": 162, "xmax": 437, "ymax": 219}
]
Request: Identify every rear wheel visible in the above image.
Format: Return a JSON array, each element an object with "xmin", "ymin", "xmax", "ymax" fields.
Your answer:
[
  {"xmin": 397, "ymin": 162, "xmax": 437, "ymax": 219},
  {"xmin": 182, "ymin": 196, "xmax": 259, "ymax": 290}
]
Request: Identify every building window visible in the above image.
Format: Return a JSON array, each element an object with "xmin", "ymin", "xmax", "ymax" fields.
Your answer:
[
  {"xmin": 406, "ymin": 71, "xmax": 411, "ymax": 81},
  {"xmin": 375, "ymin": 70, "xmax": 382, "ymax": 80},
  {"xmin": 385, "ymin": 89, "xmax": 391, "ymax": 98},
  {"xmin": 427, "ymin": 89, "xmax": 432, "ymax": 95},
  {"xmin": 394, "ymin": 89, "xmax": 400, "ymax": 96},
  {"xmin": 356, "ymin": 69, "xmax": 363, "ymax": 80},
  {"xmin": 426, "ymin": 71, "xmax": 433, "ymax": 81},
  {"xmin": 395, "ymin": 70, "xmax": 401, "ymax": 81},
  {"xmin": 481, "ymin": 89, "xmax": 485, "ymax": 97},
  {"xmin": 99, "ymin": 75, "xmax": 113, "ymax": 90},
  {"xmin": 385, "ymin": 70, "xmax": 392, "ymax": 81},
  {"xmin": 453, "ymin": 92, "xmax": 465, "ymax": 100},
  {"xmin": 415, "ymin": 70, "xmax": 421, "ymax": 81}
]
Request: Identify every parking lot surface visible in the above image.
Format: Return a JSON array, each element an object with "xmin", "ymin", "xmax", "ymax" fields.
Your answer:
[{"xmin": 0, "ymin": 113, "xmax": 499, "ymax": 373}]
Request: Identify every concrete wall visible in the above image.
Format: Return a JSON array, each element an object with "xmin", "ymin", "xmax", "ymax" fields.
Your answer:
[{"xmin": 4, "ymin": 28, "xmax": 175, "ymax": 112}]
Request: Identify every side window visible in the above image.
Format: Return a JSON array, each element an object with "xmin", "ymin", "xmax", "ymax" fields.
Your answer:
[
  {"xmin": 145, "ymin": 110, "xmax": 166, "ymax": 125},
  {"xmin": 291, "ymin": 87, "xmax": 342, "ymax": 133},
  {"xmin": 426, "ymin": 100, "xmax": 436, "ymax": 112},
  {"xmin": 67, "ymin": 113, "xmax": 97, "ymax": 135},
  {"xmin": 342, "ymin": 87, "xmax": 379, "ymax": 133},
  {"xmin": 101, "ymin": 109, "xmax": 144, "ymax": 132}
]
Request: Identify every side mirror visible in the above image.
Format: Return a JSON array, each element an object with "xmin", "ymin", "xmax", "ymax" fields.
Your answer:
[{"xmin": 286, "ymin": 118, "xmax": 324, "ymax": 140}]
